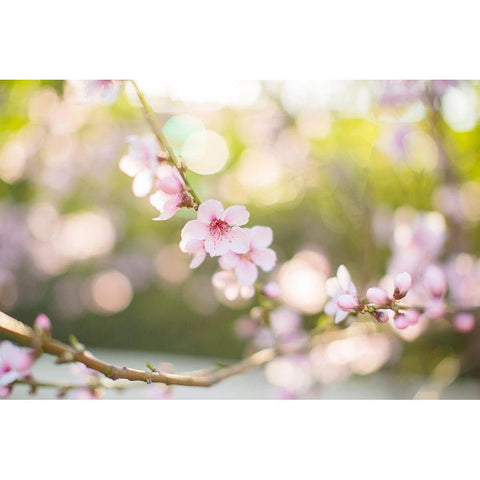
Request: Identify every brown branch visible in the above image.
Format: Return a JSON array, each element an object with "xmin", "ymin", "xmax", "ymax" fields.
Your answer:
[{"xmin": 0, "ymin": 310, "xmax": 275, "ymax": 388}]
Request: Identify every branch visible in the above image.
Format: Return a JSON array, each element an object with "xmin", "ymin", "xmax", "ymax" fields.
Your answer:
[
  {"xmin": 130, "ymin": 79, "xmax": 202, "ymax": 206},
  {"xmin": 0, "ymin": 310, "xmax": 275, "ymax": 388}
]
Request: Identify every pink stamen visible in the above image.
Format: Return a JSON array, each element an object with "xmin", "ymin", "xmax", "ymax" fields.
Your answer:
[{"xmin": 209, "ymin": 219, "xmax": 230, "ymax": 239}]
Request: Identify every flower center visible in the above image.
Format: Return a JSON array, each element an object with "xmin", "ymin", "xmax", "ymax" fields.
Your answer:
[
  {"xmin": 209, "ymin": 219, "xmax": 230, "ymax": 239},
  {"xmin": 1, "ymin": 363, "xmax": 11, "ymax": 374}
]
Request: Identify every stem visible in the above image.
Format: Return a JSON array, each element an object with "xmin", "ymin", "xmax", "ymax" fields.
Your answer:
[
  {"xmin": 0, "ymin": 310, "xmax": 275, "ymax": 388},
  {"xmin": 130, "ymin": 80, "xmax": 202, "ymax": 206},
  {"xmin": 14, "ymin": 378, "xmax": 134, "ymax": 392}
]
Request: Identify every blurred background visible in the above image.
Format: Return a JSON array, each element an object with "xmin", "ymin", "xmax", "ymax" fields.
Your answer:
[{"xmin": 2, "ymin": 79, "xmax": 480, "ymax": 398}]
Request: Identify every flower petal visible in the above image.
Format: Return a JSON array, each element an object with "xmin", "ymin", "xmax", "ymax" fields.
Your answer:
[
  {"xmin": 205, "ymin": 233, "xmax": 230, "ymax": 256},
  {"xmin": 222, "ymin": 205, "xmax": 250, "ymax": 226},
  {"xmin": 235, "ymin": 259, "xmax": 258, "ymax": 286},
  {"xmin": 132, "ymin": 170, "xmax": 154, "ymax": 197},
  {"xmin": 250, "ymin": 247, "xmax": 276, "ymax": 271},
  {"xmin": 119, "ymin": 155, "xmax": 144, "ymax": 177},
  {"xmin": 181, "ymin": 220, "xmax": 208, "ymax": 243},
  {"xmin": 336, "ymin": 265, "xmax": 352, "ymax": 292},
  {"xmin": 334, "ymin": 309, "xmax": 349, "ymax": 324},
  {"xmin": 152, "ymin": 194, "xmax": 180, "ymax": 221},
  {"xmin": 219, "ymin": 251, "xmax": 240, "ymax": 270},
  {"xmin": 228, "ymin": 226, "xmax": 250, "ymax": 254},
  {"xmin": 190, "ymin": 249, "xmax": 206, "ymax": 269},
  {"xmin": 197, "ymin": 199, "xmax": 224, "ymax": 223},
  {"xmin": 249, "ymin": 226, "xmax": 273, "ymax": 248}
]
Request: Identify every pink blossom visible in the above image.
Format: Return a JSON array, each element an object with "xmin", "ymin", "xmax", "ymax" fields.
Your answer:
[
  {"xmin": 404, "ymin": 310, "xmax": 420, "ymax": 326},
  {"xmin": 374, "ymin": 309, "xmax": 390, "ymax": 323},
  {"xmin": 366, "ymin": 287, "xmax": 391, "ymax": 306},
  {"xmin": 150, "ymin": 164, "xmax": 189, "ymax": 221},
  {"xmin": 453, "ymin": 313, "xmax": 475, "ymax": 333},
  {"xmin": 119, "ymin": 135, "xmax": 161, "ymax": 197},
  {"xmin": 218, "ymin": 226, "xmax": 276, "ymax": 286},
  {"xmin": 423, "ymin": 264, "xmax": 447, "ymax": 298},
  {"xmin": 337, "ymin": 294, "xmax": 360, "ymax": 312},
  {"xmin": 34, "ymin": 313, "xmax": 51, "ymax": 333},
  {"xmin": 181, "ymin": 199, "xmax": 250, "ymax": 258},
  {"xmin": 394, "ymin": 272, "xmax": 412, "ymax": 298},
  {"xmin": 325, "ymin": 265, "xmax": 358, "ymax": 324},
  {"xmin": 212, "ymin": 270, "xmax": 255, "ymax": 301},
  {"xmin": 0, "ymin": 341, "xmax": 34, "ymax": 387}
]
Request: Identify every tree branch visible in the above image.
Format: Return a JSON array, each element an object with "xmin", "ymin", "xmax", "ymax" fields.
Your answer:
[{"xmin": 0, "ymin": 310, "xmax": 275, "ymax": 388}]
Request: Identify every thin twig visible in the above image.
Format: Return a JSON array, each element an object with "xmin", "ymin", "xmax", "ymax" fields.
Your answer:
[{"xmin": 130, "ymin": 79, "xmax": 202, "ymax": 206}]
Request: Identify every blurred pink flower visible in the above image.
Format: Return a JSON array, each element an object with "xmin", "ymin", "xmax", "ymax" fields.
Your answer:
[
  {"xmin": 394, "ymin": 272, "xmax": 412, "ymax": 299},
  {"xmin": 325, "ymin": 265, "xmax": 358, "ymax": 324},
  {"xmin": 424, "ymin": 264, "xmax": 447, "ymax": 298},
  {"xmin": 212, "ymin": 270, "xmax": 255, "ymax": 301},
  {"xmin": 453, "ymin": 313, "xmax": 475, "ymax": 333},
  {"xmin": 337, "ymin": 294, "xmax": 360, "ymax": 312},
  {"xmin": 119, "ymin": 135, "xmax": 161, "ymax": 197},
  {"xmin": 219, "ymin": 226, "xmax": 276, "ymax": 286},
  {"xmin": 0, "ymin": 341, "xmax": 33, "ymax": 387},
  {"xmin": 181, "ymin": 199, "xmax": 250, "ymax": 257},
  {"xmin": 262, "ymin": 281, "xmax": 281, "ymax": 299}
]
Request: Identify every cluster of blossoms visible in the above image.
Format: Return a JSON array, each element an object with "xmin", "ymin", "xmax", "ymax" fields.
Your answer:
[
  {"xmin": 119, "ymin": 135, "xmax": 277, "ymax": 289},
  {"xmin": 325, "ymin": 265, "xmax": 417, "ymax": 330}
]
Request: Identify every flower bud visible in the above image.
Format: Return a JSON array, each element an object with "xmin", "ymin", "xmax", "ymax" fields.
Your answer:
[
  {"xmin": 366, "ymin": 287, "xmax": 390, "ymax": 306},
  {"xmin": 337, "ymin": 294, "xmax": 359, "ymax": 312},
  {"xmin": 423, "ymin": 265, "xmax": 447, "ymax": 298},
  {"xmin": 374, "ymin": 309, "xmax": 390, "ymax": 323},
  {"xmin": 394, "ymin": 272, "xmax": 412, "ymax": 299},
  {"xmin": 453, "ymin": 313, "xmax": 475, "ymax": 333},
  {"xmin": 404, "ymin": 310, "xmax": 420, "ymax": 326},
  {"xmin": 394, "ymin": 313, "xmax": 410, "ymax": 330},
  {"xmin": 34, "ymin": 313, "xmax": 51, "ymax": 334}
]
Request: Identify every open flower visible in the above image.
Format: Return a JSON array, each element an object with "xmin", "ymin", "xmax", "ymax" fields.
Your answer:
[
  {"xmin": 0, "ymin": 341, "xmax": 34, "ymax": 387},
  {"xmin": 150, "ymin": 164, "xmax": 190, "ymax": 221},
  {"xmin": 218, "ymin": 226, "xmax": 276, "ymax": 286},
  {"xmin": 324, "ymin": 265, "xmax": 358, "ymax": 324},
  {"xmin": 119, "ymin": 135, "xmax": 162, "ymax": 197},
  {"xmin": 181, "ymin": 199, "xmax": 250, "ymax": 257}
]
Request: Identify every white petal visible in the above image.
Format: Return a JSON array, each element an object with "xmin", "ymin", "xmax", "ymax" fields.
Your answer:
[
  {"xmin": 250, "ymin": 247, "xmax": 276, "ymax": 271},
  {"xmin": 218, "ymin": 251, "xmax": 240, "ymax": 270},
  {"xmin": 249, "ymin": 226, "xmax": 273, "ymax": 249},
  {"xmin": 235, "ymin": 259, "xmax": 258, "ymax": 286},
  {"xmin": 119, "ymin": 155, "xmax": 144, "ymax": 177},
  {"xmin": 132, "ymin": 170, "xmax": 154, "ymax": 197},
  {"xmin": 336, "ymin": 265, "xmax": 352, "ymax": 292},
  {"xmin": 334, "ymin": 309, "xmax": 349, "ymax": 324},
  {"xmin": 228, "ymin": 226, "xmax": 250, "ymax": 254}
]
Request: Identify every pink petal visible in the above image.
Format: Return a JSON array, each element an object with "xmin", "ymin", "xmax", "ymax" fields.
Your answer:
[
  {"xmin": 0, "ymin": 370, "xmax": 19, "ymax": 387},
  {"xmin": 132, "ymin": 170, "xmax": 154, "ymax": 197},
  {"xmin": 228, "ymin": 226, "xmax": 250, "ymax": 254},
  {"xmin": 181, "ymin": 220, "xmax": 208, "ymax": 242},
  {"xmin": 205, "ymin": 233, "xmax": 231, "ymax": 256},
  {"xmin": 249, "ymin": 226, "xmax": 273, "ymax": 249},
  {"xmin": 119, "ymin": 155, "xmax": 144, "ymax": 177},
  {"xmin": 190, "ymin": 249, "xmax": 206, "ymax": 269},
  {"xmin": 156, "ymin": 164, "xmax": 184, "ymax": 194},
  {"xmin": 218, "ymin": 251, "xmax": 240, "ymax": 270},
  {"xmin": 182, "ymin": 238, "xmax": 204, "ymax": 254},
  {"xmin": 152, "ymin": 195, "xmax": 180, "ymax": 221},
  {"xmin": 334, "ymin": 309, "xmax": 349, "ymax": 324},
  {"xmin": 235, "ymin": 259, "xmax": 258, "ymax": 286},
  {"xmin": 197, "ymin": 199, "xmax": 224, "ymax": 223},
  {"xmin": 250, "ymin": 247, "xmax": 277, "ymax": 271},
  {"xmin": 221, "ymin": 205, "xmax": 250, "ymax": 226},
  {"xmin": 336, "ymin": 265, "xmax": 352, "ymax": 292}
]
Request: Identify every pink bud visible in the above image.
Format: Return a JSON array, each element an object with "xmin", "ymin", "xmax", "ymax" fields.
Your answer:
[
  {"xmin": 394, "ymin": 272, "xmax": 412, "ymax": 298},
  {"xmin": 337, "ymin": 294, "xmax": 359, "ymax": 312},
  {"xmin": 366, "ymin": 287, "xmax": 390, "ymax": 306},
  {"xmin": 394, "ymin": 313, "xmax": 410, "ymax": 330},
  {"xmin": 423, "ymin": 265, "xmax": 447, "ymax": 298},
  {"xmin": 262, "ymin": 282, "xmax": 281, "ymax": 299},
  {"xmin": 404, "ymin": 310, "xmax": 420, "ymax": 326},
  {"xmin": 34, "ymin": 313, "xmax": 51, "ymax": 333},
  {"xmin": 453, "ymin": 313, "xmax": 475, "ymax": 333},
  {"xmin": 374, "ymin": 309, "xmax": 390, "ymax": 323}
]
